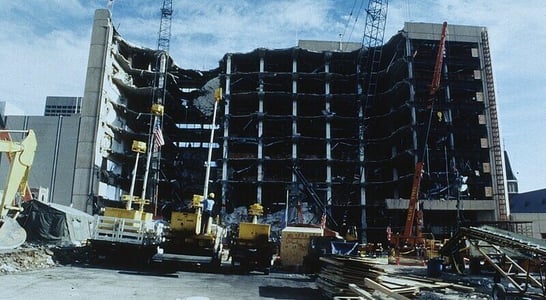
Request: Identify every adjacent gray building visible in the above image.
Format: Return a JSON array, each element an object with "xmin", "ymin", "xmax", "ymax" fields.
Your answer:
[
  {"xmin": 44, "ymin": 96, "xmax": 82, "ymax": 116},
  {"xmin": 0, "ymin": 114, "xmax": 80, "ymax": 207}
]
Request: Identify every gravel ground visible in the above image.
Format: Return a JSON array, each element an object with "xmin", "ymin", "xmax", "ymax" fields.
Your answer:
[{"xmin": 0, "ymin": 244, "xmax": 497, "ymax": 299}]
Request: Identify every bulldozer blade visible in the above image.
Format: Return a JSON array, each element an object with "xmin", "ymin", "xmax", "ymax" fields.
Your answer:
[{"xmin": 0, "ymin": 218, "xmax": 27, "ymax": 250}]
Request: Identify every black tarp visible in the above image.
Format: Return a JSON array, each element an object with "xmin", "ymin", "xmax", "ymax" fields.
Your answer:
[{"xmin": 20, "ymin": 200, "xmax": 94, "ymax": 246}]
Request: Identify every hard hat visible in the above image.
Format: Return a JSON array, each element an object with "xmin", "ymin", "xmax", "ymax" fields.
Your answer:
[{"xmin": 208, "ymin": 193, "xmax": 215, "ymax": 199}]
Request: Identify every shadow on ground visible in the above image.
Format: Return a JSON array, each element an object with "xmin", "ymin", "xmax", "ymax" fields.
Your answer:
[{"xmin": 259, "ymin": 286, "xmax": 322, "ymax": 300}]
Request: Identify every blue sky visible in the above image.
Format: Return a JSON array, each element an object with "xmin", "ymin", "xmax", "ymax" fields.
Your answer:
[{"xmin": 0, "ymin": 0, "xmax": 544, "ymax": 192}]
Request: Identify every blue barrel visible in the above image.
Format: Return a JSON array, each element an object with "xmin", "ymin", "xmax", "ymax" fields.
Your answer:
[{"xmin": 427, "ymin": 257, "xmax": 443, "ymax": 277}]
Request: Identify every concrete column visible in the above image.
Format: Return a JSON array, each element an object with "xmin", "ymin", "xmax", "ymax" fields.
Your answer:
[
  {"xmin": 73, "ymin": 9, "xmax": 112, "ymax": 213},
  {"xmin": 357, "ymin": 56, "xmax": 367, "ymax": 242},
  {"xmin": 257, "ymin": 54, "xmax": 264, "ymax": 203},
  {"xmin": 291, "ymin": 56, "xmax": 298, "ymax": 183},
  {"xmin": 221, "ymin": 54, "xmax": 232, "ymax": 212},
  {"xmin": 324, "ymin": 60, "xmax": 332, "ymax": 205},
  {"xmin": 406, "ymin": 34, "xmax": 418, "ymax": 166}
]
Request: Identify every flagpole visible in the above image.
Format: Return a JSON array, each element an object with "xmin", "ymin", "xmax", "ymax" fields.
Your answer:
[
  {"xmin": 141, "ymin": 116, "xmax": 157, "ymax": 201},
  {"xmin": 143, "ymin": 52, "xmax": 167, "ymax": 216},
  {"xmin": 142, "ymin": 105, "xmax": 164, "ymax": 212},
  {"xmin": 202, "ymin": 88, "xmax": 222, "ymax": 199}
]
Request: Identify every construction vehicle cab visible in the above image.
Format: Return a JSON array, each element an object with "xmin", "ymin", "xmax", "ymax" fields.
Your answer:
[
  {"xmin": 0, "ymin": 130, "xmax": 37, "ymax": 250},
  {"xmin": 229, "ymin": 203, "xmax": 275, "ymax": 274},
  {"xmin": 90, "ymin": 140, "xmax": 164, "ymax": 264},
  {"xmin": 155, "ymin": 194, "xmax": 225, "ymax": 267},
  {"xmin": 154, "ymin": 88, "xmax": 226, "ymax": 268}
]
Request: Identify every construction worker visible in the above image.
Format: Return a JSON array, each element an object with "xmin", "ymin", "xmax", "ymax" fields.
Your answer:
[{"xmin": 201, "ymin": 193, "xmax": 215, "ymax": 234}]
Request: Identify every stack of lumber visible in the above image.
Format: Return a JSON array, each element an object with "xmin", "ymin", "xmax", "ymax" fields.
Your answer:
[
  {"xmin": 317, "ymin": 255, "xmax": 476, "ymax": 299},
  {"xmin": 316, "ymin": 255, "xmax": 387, "ymax": 298}
]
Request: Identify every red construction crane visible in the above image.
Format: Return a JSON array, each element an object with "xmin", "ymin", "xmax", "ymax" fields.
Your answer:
[{"xmin": 403, "ymin": 21, "xmax": 448, "ymax": 240}]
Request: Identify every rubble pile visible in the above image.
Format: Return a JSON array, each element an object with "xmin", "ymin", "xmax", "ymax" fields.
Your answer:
[{"xmin": 0, "ymin": 245, "xmax": 56, "ymax": 273}]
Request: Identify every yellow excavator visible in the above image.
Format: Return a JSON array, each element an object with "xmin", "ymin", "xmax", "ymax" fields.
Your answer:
[{"xmin": 0, "ymin": 130, "xmax": 37, "ymax": 249}]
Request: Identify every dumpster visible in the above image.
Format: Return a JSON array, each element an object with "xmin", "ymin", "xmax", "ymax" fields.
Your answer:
[{"xmin": 427, "ymin": 257, "xmax": 443, "ymax": 277}]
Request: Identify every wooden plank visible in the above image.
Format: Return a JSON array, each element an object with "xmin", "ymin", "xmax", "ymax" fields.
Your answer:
[
  {"xmin": 322, "ymin": 266, "xmax": 381, "ymax": 281},
  {"xmin": 379, "ymin": 276, "xmax": 420, "ymax": 285},
  {"xmin": 348, "ymin": 284, "xmax": 375, "ymax": 300},
  {"xmin": 430, "ymin": 282, "xmax": 475, "ymax": 292},
  {"xmin": 334, "ymin": 297, "xmax": 365, "ymax": 300},
  {"xmin": 320, "ymin": 256, "xmax": 346, "ymax": 266},
  {"xmin": 394, "ymin": 275, "xmax": 438, "ymax": 284},
  {"xmin": 386, "ymin": 275, "xmax": 475, "ymax": 293},
  {"xmin": 364, "ymin": 278, "xmax": 411, "ymax": 300},
  {"xmin": 317, "ymin": 277, "xmax": 346, "ymax": 298}
]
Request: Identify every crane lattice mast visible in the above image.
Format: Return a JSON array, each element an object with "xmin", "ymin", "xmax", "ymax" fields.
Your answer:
[
  {"xmin": 361, "ymin": 0, "xmax": 388, "ymax": 106},
  {"xmin": 142, "ymin": 0, "xmax": 173, "ymax": 215},
  {"xmin": 157, "ymin": 0, "xmax": 173, "ymax": 52},
  {"xmin": 357, "ymin": 0, "xmax": 388, "ymax": 242}
]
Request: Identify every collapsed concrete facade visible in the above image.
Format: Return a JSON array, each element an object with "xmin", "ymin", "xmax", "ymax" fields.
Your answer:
[
  {"xmin": 71, "ymin": 9, "xmax": 508, "ymax": 241},
  {"xmin": 73, "ymin": 9, "xmax": 219, "ymax": 214}
]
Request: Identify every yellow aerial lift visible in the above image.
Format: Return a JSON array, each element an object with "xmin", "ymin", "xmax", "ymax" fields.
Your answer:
[
  {"xmin": 0, "ymin": 130, "xmax": 37, "ymax": 249},
  {"xmin": 90, "ymin": 139, "xmax": 163, "ymax": 264},
  {"xmin": 155, "ymin": 193, "xmax": 225, "ymax": 267},
  {"xmin": 153, "ymin": 88, "xmax": 226, "ymax": 268},
  {"xmin": 229, "ymin": 203, "xmax": 275, "ymax": 274}
]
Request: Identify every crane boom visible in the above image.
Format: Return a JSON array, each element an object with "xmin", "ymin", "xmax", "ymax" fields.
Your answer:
[
  {"xmin": 428, "ymin": 21, "xmax": 448, "ymax": 104},
  {"xmin": 403, "ymin": 161, "xmax": 424, "ymax": 238},
  {"xmin": 403, "ymin": 22, "xmax": 448, "ymax": 239}
]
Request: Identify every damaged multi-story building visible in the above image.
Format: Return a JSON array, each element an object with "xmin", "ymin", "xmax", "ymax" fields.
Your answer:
[{"xmin": 68, "ymin": 9, "xmax": 509, "ymax": 242}]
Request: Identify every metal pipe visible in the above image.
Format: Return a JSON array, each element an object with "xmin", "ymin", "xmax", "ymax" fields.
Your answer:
[
  {"xmin": 141, "ymin": 116, "xmax": 156, "ymax": 201},
  {"xmin": 203, "ymin": 94, "xmax": 220, "ymax": 198},
  {"xmin": 127, "ymin": 151, "xmax": 140, "ymax": 210}
]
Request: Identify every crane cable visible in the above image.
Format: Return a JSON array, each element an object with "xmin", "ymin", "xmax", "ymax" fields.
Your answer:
[
  {"xmin": 345, "ymin": 0, "xmax": 367, "ymax": 49},
  {"xmin": 340, "ymin": 0, "xmax": 358, "ymax": 44},
  {"xmin": 420, "ymin": 22, "xmax": 448, "ymax": 162}
]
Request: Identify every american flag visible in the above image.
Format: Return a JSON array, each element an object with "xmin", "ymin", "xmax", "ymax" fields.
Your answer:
[{"xmin": 153, "ymin": 119, "xmax": 165, "ymax": 152}]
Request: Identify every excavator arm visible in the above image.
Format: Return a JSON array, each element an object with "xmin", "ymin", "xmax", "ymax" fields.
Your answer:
[
  {"xmin": 0, "ymin": 130, "xmax": 37, "ymax": 249},
  {"xmin": 0, "ymin": 130, "xmax": 33, "ymax": 201}
]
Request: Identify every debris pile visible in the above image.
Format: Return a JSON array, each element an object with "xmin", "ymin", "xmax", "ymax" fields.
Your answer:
[{"xmin": 0, "ymin": 245, "xmax": 56, "ymax": 273}]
